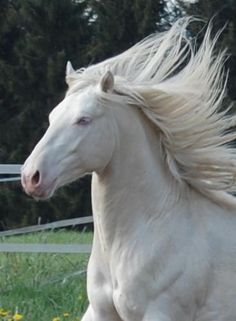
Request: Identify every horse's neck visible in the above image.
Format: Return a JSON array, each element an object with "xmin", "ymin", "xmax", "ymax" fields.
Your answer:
[{"xmin": 92, "ymin": 107, "xmax": 181, "ymax": 250}]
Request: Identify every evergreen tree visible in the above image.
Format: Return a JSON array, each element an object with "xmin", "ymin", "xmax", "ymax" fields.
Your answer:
[
  {"xmin": 0, "ymin": 0, "xmax": 176, "ymax": 228},
  {"xmin": 177, "ymin": 0, "xmax": 236, "ymax": 100},
  {"xmin": 88, "ymin": 0, "xmax": 166, "ymax": 61},
  {"xmin": 0, "ymin": 0, "xmax": 92, "ymax": 228}
]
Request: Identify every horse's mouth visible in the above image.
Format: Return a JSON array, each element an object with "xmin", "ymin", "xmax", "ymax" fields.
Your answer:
[{"xmin": 22, "ymin": 177, "xmax": 58, "ymax": 200}]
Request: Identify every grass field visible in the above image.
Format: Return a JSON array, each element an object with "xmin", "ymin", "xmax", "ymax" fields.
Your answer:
[{"xmin": 0, "ymin": 230, "xmax": 93, "ymax": 321}]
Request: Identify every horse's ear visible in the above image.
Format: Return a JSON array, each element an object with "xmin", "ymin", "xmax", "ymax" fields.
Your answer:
[
  {"xmin": 100, "ymin": 71, "xmax": 114, "ymax": 92},
  {"xmin": 65, "ymin": 61, "xmax": 76, "ymax": 86},
  {"xmin": 66, "ymin": 61, "xmax": 75, "ymax": 76}
]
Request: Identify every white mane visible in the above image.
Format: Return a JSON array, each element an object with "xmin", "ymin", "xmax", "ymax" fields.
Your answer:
[{"xmin": 68, "ymin": 17, "xmax": 236, "ymax": 207}]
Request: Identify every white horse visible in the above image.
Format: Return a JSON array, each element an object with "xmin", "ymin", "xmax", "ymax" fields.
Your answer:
[{"xmin": 21, "ymin": 18, "xmax": 236, "ymax": 321}]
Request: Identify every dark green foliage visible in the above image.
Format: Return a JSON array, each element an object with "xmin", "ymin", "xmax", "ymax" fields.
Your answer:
[
  {"xmin": 0, "ymin": 0, "xmax": 92, "ymax": 228},
  {"xmin": 3, "ymin": 0, "xmax": 236, "ymax": 229},
  {"xmin": 177, "ymin": 0, "xmax": 236, "ymax": 100},
  {"xmin": 0, "ymin": 0, "xmax": 167, "ymax": 228},
  {"xmin": 88, "ymin": 0, "xmax": 166, "ymax": 61}
]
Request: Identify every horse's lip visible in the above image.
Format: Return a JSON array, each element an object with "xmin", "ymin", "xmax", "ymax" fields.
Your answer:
[{"xmin": 24, "ymin": 178, "xmax": 58, "ymax": 200}]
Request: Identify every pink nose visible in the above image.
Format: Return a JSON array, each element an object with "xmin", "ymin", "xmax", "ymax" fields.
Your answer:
[{"xmin": 21, "ymin": 170, "xmax": 42, "ymax": 196}]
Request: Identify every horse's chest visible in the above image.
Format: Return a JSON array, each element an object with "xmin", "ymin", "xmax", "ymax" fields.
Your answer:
[
  {"xmin": 110, "ymin": 259, "xmax": 159, "ymax": 321},
  {"xmin": 112, "ymin": 282, "xmax": 146, "ymax": 321},
  {"xmin": 89, "ymin": 257, "xmax": 148, "ymax": 320}
]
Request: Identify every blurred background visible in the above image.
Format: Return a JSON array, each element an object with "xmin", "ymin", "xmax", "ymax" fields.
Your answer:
[{"xmin": 1, "ymin": 0, "xmax": 236, "ymax": 229}]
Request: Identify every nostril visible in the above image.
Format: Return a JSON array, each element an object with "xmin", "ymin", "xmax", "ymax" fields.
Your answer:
[{"xmin": 31, "ymin": 170, "xmax": 40, "ymax": 186}]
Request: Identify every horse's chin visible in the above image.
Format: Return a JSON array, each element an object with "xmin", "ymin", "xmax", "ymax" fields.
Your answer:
[
  {"xmin": 23, "ymin": 179, "xmax": 58, "ymax": 201},
  {"xmin": 32, "ymin": 188, "xmax": 56, "ymax": 201}
]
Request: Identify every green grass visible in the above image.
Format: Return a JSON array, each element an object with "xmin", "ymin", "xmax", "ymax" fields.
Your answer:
[{"xmin": 0, "ymin": 230, "xmax": 93, "ymax": 321}]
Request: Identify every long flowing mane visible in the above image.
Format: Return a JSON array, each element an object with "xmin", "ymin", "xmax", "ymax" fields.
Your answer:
[{"xmin": 68, "ymin": 17, "xmax": 236, "ymax": 207}]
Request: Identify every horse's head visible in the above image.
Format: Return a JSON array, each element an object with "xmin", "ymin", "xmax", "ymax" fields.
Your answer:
[{"xmin": 21, "ymin": 65, "xmax": 116, "ymax": 199}]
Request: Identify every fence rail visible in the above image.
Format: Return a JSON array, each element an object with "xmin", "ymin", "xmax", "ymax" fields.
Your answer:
[
  {"xmin": 0, "ymin": 216, "xmax": 94, "ymax": 253},
  {"xmin": 0, "ymin": 216, "xmax": 93, "ymax": 237},
  {"xmin": 0, "ymin": 164, "xmax": 21, "ymax": 182},
  {"xmin": 0, "ymin": 243, "xmax": 92, "ymax": 253},
  {"xmin": 0, "ymin": 164, "xmax": 21, "ymax": 174},
  {"xmin": 0, "ymin": 177, "xmax": 21, "ymax": 182},
  {"xmin": 0, "ymin": 163, "xmax": 93, "ymax": 254}
]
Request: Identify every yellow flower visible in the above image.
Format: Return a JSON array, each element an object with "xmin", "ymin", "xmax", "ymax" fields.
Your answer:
[
  {"xmin": 63, "ymin": 313, "xmax": 70, "ymax": 317},
  {"xmin": 52, "ymin": 318, "xmax": 60, "ymax": 321},
  {"xmin": 0, "ymin": 311, "xmax": 8, "ymax": 317},
  {"xmin": 13, "ymin": 313, "xmax": 23, "ymax": 321},
  {"xmin": 0, "ymin": 308, "xmax": 8, "ymax": 316}
]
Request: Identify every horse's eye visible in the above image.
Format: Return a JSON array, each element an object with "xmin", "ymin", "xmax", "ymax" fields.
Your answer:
[{"xmin": 76, "ymin": 117, "xmax": 92, "ymax": 126}]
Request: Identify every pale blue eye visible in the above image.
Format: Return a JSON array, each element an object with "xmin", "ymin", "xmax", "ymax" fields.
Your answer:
[{"xmin": 76, "ymin": 117, "xmax": 92, "ymax": 126}]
